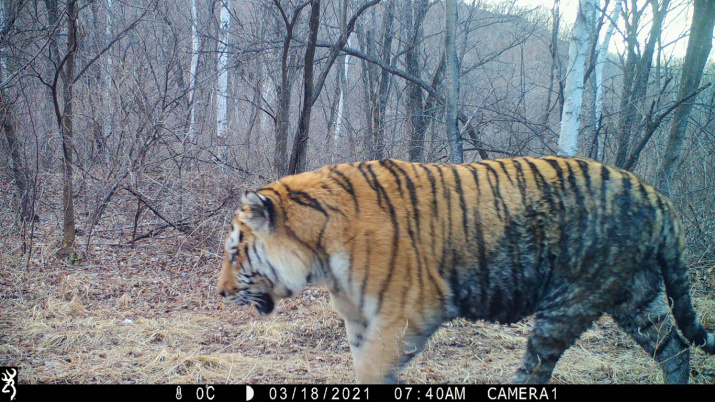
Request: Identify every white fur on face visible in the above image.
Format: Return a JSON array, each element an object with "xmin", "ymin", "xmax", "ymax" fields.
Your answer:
[
  {"xmin": 225, "ymin": 224, "xmax": 240, "ymax": 257},
  {"xmin": 260, "ymin": 241, "xmax": 312, "ymax": 296}
]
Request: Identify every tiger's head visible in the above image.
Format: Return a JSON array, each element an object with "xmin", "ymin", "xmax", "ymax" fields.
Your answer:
[{"xmin": 217, "ymin": 191, "xmax": 315, "ymax": 315}]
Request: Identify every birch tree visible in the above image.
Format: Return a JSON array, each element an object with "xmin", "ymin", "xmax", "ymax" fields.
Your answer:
[
  {"xmin": 188, "ymin": 0, "xmax": 199, "ymax": 139},
  {"xmin": 331, "ymin": 35, "xmax": 351, "ymax": 162},
  {"xmin": 558, "ymin": 0, "xmax": 596, "ymax": 156},
  {"xmin": 216, "ymin": 0, "xmax": 230, "ymax": 138},
  {"xmin": 326, "ymin": 0, "xmax": 352, "ymax": 161}
]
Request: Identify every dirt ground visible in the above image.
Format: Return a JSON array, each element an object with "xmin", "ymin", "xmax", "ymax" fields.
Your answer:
[{"xmin": 1, "ymin": 193, "xmax": 714, "ymax": 385}]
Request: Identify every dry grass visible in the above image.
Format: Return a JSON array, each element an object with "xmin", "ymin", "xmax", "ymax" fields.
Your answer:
[{"xmin": 1, "ymin": 179, "xmax": 714, "ymax": 384}]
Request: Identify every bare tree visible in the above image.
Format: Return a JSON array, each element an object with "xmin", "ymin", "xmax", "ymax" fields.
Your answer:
[
  {"xmin": 658, "ymin": 0, "xmax": 715, "ymax": 195},
  {"xmin": 406, "ymin": 0, "xmax": 430, "ymax": 162},
  {"xmin": 0, "ymin": 92, "xmax": 32, "ymax": 223},
  {"xmin": 2, "ymin": 0, "xmax": 712, "ymax": 267},
  {"xmin": 324, "ymin": 0, "xmax": 348, "ymax": 161},
  {"xmin": 288, "ymin": 0, "xmax": 382, "ymax": 173},
  {"xmin": 614, "ymin": 0, "xmax": 670, "ymax": 168},
  {"xmin": 52, "ymin": 0, "xmax": 79, "ymax": 254},
  {"xmin": 445, "ymin": 0, "xmax": 462, "ymax": 163},
  {"xmin": 188, "ymin": 0, "xmax": 199, "ymax": 139},
  {"xmin": 360, "ymin": 0, "xmax": 395, "ymax": 160},
  {"xmin": 216, "ymin": 0, "xmax": 231, "ymax": 138},
  {"xmin": 542, "ymin": 0, "xmax": 563, "ymax": 129},
  {"xmin": 103, "ymin": 0, "xmax": 114, "ymax": 149},
  {"xmin": 591, "ymin": 0, "xmax": 622, "ymax": 160},
  {"xmin": 288, "ymin": 0, "xmax": 321, "ymax": 175},
  {"xmin": 559, "ymin": 0, "xmax": 596, "ymax": 156},
  {"xmin": 0, "ymin": 0, "xmax": 33, "ymax": 224},
  {"xmin": 273, "ymin": 0, "xmax": 309, "ymax": 176}
]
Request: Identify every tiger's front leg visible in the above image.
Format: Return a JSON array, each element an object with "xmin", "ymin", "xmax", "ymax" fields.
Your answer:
[
  {"xmin": 330, "ymin": 292, "xmax": 431, "ymax": 383},
  {"xmin": 351, "ymin": 316, "xmax": 435, "ymax": 383}
]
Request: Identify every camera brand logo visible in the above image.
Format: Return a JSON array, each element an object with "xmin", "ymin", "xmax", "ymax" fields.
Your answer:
[
  {"xmin": 1, "ymin": 368, "xmax": 16, "ymax": 401},
  {"xmin": 0, "ymin": 367, "xmax": 17, "ymax": 401}
]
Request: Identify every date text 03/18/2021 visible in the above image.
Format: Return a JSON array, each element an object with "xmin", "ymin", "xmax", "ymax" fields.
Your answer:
[{"xmin": 264, "ymin": 386, "xmax": 556, "ymax": 401}]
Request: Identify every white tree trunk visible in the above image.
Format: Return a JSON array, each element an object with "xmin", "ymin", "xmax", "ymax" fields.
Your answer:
[
  {"xmin": 216, "ymin": 0, "xmax": 231, "ymax": 138},
  {"xmin": 593, "ymin": 0, "xmax": 621, "ymax": 150},
  {"xmin": 188, "ymin": 0, "xmax": 199, "ymax": 139},
  {"xmin": 333, "ymin": 36, "xmax": 351, "ymax": 148},
  {"xmin": 558, "ymin": 0, "xmax": 596, "ymax": 156},
  {"xmin": 261, "ymin": 63, "xmax": 273, "ymax": 134}
]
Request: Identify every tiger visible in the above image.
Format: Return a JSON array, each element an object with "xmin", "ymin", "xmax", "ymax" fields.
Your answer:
[{"xmin": 216, "ymin": 156, "xmax": 715, "ymax": 384}]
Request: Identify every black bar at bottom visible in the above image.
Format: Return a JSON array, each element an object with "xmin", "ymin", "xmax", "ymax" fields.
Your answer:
[{"xmin": 17, "ymin": 383, "xmax": 710, "ymax": 402}]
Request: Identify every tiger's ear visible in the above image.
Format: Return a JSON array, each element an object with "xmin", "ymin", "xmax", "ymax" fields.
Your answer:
[{"xmin": 240, "ymin": 191, "xmax": 274, "ymax": 234}]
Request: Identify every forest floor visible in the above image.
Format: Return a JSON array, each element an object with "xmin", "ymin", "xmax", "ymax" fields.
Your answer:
[{"xmin": 1, "ymin": 176, "xmax": 714, "ymax": 385}]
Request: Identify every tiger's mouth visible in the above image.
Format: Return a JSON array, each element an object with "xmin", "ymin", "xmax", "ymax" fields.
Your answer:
[
  {"xmin": 225, "ymin": 289, "xmax": 275, "ymax": 315},
  {"xmin": 247, "ymin": 292, "xmax": 274, "ymax": 315}
]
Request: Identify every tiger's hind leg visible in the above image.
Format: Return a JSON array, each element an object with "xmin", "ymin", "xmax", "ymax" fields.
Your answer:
[
  {"xmin": 512, "ymin": 309, "xmax": 600, "ymax": 384},
  {"xmin": 610, "ymin": 291, "xmax": 690, "ymax": 384}
]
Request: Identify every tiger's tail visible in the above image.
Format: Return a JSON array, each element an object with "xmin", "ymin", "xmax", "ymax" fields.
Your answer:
[{"xmin": 659, "ymin": 218, "xmax": 715, "ymax": 354}]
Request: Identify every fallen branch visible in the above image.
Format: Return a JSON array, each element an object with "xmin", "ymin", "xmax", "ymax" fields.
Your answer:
[{"xmin": 122, "ymin": 186, "xmax": 234, "ymax": 245}]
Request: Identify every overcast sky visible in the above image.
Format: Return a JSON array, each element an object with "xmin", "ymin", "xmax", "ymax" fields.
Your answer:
[{"xmin": 486, "ymin": 0, "xmax": 703, "ymax": 60}]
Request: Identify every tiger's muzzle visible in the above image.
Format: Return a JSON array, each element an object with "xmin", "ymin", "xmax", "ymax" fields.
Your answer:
[{"xmin": 219, "ymin": 288, "xmax": 275, "ymax": 315}]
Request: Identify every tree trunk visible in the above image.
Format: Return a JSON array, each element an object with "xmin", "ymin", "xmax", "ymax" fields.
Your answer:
[
  {"xmin": 358, "ymin": 22, "xmax": 374, "ymax": 159},
  {"xmin": 614, "ymin": 0, "xmax": 669, "ymax": 168},
  {"xmin": 273, "ymin": 0, "xmax": 309, "ymax": 176},
  {"xmin": 406, "ymin": 0, "xmax": 429, "ymax": 162},
  {"xmin": 274, "ymin": 49, "xmax": 293, "ymax": 176},
  {"xmin": 188, "ymin": 0, "xmax": 199, "ymax": 139},
  {"xmin": 365, "ymin": 0, "xmax": 394, "ymax": 160},
  {"xmin": 60, "ymin": 0, "xmax": 79, "ymax": 253},
  {"xmin": 216, "ymin": 0, "xmax": 230, "ymax": 138},
  {"xmin": 1, "ymin": 94, "xmax": 33, "ymax": 223},
  {"xmin": 558, "ymin": 0, "xmax": 595, "ymax": 156},
  {"xmin": 326, "ymin": 0, "xmax": 349, "ymax": 162},
  {"xmin": 445, "ymin": 0, "xmax": 462, "ymax": 163},
  {"xmin": 1, "ymin": 0, "xmax": 33, "ymax": 223},
  {"xmin": 309, "ymin": 0, "xmax": 381, "ymax": 107},
  {"xmin": 657, "ymin": 0, "xmax": 715, "ymax": 196},
  {"xmin": 288, "ymin": 0, "xmax": 380, "ymax": 171},
  {"xmin": 591, "ymin": 0, "xmax": 621, "ymax": 160},
  {"xmin": 0, "ymin": 0, "xmax": 7, "ymax": 81},
  {"xmin": 288, "ymin": 0, "xmax": 320, "ymax": 175},
  {"xmin": 102, "ymin": 0, "xmax": 113, "ymax": 151},
  {"xmin": 542, "ymin": 0, "xmax": 562, "ymax": 128}
]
